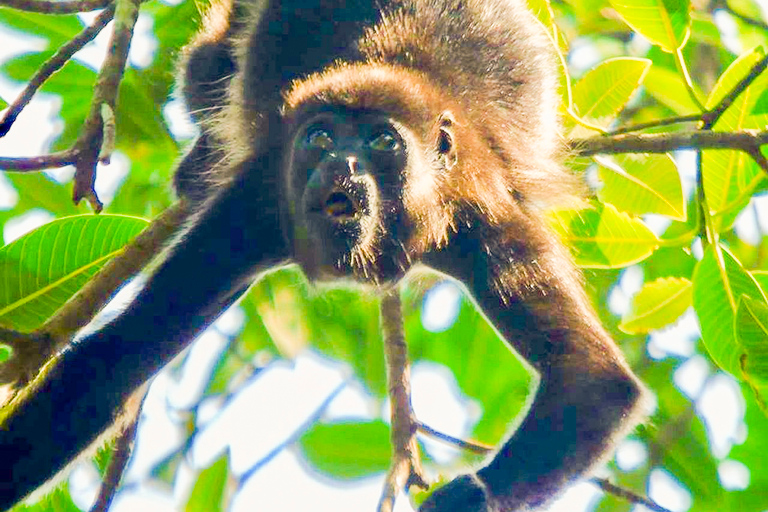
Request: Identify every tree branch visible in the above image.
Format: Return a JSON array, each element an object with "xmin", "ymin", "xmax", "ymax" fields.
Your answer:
[
  {"xmin": 702, "ymin": 53, "xmax": 768, "ymax": 129},
  {"xmin": 377, "ymin": 288, "xmax": 427, "ymax": 512},
  {"xmin": 89, "ymin": 390, "xmax": 145, "ymax": 512},
  {"xmin": 571, "ymin": 129, "xmax": 768, "ymax": 156},
  {"xmin": 0, "ymin": 5, "xmax": 116, "ymax": 138},
  {"xmin": 0, "ymin": 0, "xmax": 110, "ymax": 13},
  {"xmin": 71, "ymin": 0, "xmax": 139, "ymax": 210}
]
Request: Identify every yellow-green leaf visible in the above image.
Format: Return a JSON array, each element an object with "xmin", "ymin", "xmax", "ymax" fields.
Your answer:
[
  {"xmin": 185, "ymin": 456, "xmax": 229, "ymax": 512},
  {"xmin": 704, "ymin": 48, "xmax": 768, "ymax": 214},
  {"xmin": 736, "ymin": 295, "xmax": 768, "ymax": 384},
  {"xmin": 299, "ymin": 420, "xmax": 392, "ymax": 479},
  {"xmin": 549, "ymin": 202, "xmax": 659, "ymax": 268},
  {"xmin": 572, "ymin": 58, "xmax": 652, "ymax": 130},
  {"xmin": 620, "ymin": 277, "xmax": 692, "ymax": 334},
  {"xmin": 596, "ymin": 153, "xmax": 686, "ymax": 220},
  {"xmin": 643, "ymin": 65, "xmax": 703, "ymax": 115},
  {"xmin": 609, "ymin": 0, "xmax": 691, "ymax": 52},
  {"xmin": 693, "ymin": 245, "xmax": 767, "ymax": 377}
]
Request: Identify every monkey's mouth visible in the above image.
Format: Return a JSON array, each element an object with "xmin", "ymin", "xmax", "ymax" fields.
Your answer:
[{"xmin": 324, "ymin": 190, "xmax": 360, "ymax": 221}]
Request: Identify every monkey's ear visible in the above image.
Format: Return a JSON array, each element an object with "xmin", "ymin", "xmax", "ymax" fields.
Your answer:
[{"xmin": 436, "ymin": 112, "xmax": 458, "ymax": 170}]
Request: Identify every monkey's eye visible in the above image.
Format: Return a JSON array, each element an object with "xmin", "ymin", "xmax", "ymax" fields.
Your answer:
[
  {"xmin": 307, "ymin": 128, "xmax": 334, "ymax": 150},
  {"xmin": 368, "ymin": 131, "xmax": 399, "ymax": 152}
]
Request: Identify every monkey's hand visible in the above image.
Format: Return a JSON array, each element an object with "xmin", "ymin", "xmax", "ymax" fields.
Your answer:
[{"xmin": 419, "ymin": 475, "xmax": 496, "ymax": 512}]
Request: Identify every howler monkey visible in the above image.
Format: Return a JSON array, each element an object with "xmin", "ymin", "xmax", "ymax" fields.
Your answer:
[{"xmin": 0, "ymin": 0, "xmax": 649, "ymax": 510}]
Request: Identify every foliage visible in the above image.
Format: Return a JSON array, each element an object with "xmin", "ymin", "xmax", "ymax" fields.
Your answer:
[{"xmin": 1, "ymin": 0, "xmax": 768, "ymax": 511}]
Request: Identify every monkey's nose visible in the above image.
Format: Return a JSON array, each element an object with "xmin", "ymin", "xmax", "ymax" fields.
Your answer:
[{"xmin": 324, "ymin": 189, "xmax": 358, "ymax": 220}]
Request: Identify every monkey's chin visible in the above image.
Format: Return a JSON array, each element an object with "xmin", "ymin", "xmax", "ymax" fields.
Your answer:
[{"xmin": 302, "ymin": 258, "xmax": 404, "ymax": 288}]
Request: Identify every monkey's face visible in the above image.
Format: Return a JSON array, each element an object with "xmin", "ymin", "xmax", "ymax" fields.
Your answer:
[{"xmin": 285, "ymin": 108, "xmax": 416, "ymax": 283}]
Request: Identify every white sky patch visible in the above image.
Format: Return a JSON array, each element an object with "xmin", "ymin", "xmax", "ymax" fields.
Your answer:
[
  {"xmin": 2, "ymin": 208, "xmax": 54, "ymax": 243},
  {"xmin": 697, "ymin": 373, "xmax": 745, "ymax": 458},
  {"xmin": 421, "ymin": 280, "xmax": 462, "ymax": 332},
  {"xmin": 718, "ymin": 459, "xmax": 750, "ymax": 491},
  {"xmin": 674, "ymin": 355, "xmax": 710, "ymax": 399},
  {"xmin": 410, "ymin": 362, "xmax": 475, "ymax": 463},
  {"xmin": 648, "ymin": 468, "xmax": 692, "ymax": 512},
  {"xmin": 615, "ymin": 438, "xmax": 648, "ymax": 472}
]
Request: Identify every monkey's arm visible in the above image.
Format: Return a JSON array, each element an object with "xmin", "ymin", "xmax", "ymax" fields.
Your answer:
[
  {"xmin": 421, "ymin": 211, "xmax": 646, "ymax": 512},
  {"xmin": 0, "ymin": 155, "xmax": 288, "ymax": 510}
]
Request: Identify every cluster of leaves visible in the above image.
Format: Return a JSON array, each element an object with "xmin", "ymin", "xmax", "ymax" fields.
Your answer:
[{"xmin": 1, "ymin": 0, "xmax": 768, "ymax": 511}]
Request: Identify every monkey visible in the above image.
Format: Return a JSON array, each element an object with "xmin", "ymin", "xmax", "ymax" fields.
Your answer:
[{"xmin": 0, "ymin": 0, "xmax": 649, "ymax": 510}]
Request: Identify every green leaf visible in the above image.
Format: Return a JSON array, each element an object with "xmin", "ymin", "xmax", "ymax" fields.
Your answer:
[
  {"xmin": 0, "ymin": 10, "xmax": 82, "ymax": 47},
  {"xmin": 620, "ymin": 277, "xmax": 692, "ymax": 333},
  {"xmin": 185, "ymin": 456, "xmax": 229, "ymax": 512},
  {"xmin": 692, "ymin": 245, "xmax": 767, "ymax": 377},
  {"xmin": 752, "ymin": 270, "xmax": 768, "ymax": 292},
  {"xmin": 115, "ymin": 69, "xmax": 177, "ymax": 154},
  {"xmin": 299, "ymin": 420, "xmax": 392, "ymax": 478},
  {"xmin": 572, "ymin": 58, "xmax": 651, "ymax": 129},
  {"xmin": 0, "ymin": 344, "xmax": 10, "ymax": 364},
  {"xmin": 704, "ymin": 48, "xmax": 768, "ymax": 214},
  {"xmin": 596, "ymin": 153, "xmax": 686, "ymax": 220},
  {"xmin": 609, "ymin": 0, "xmax": 691, "ymax": 52},
  {"xmin": 643, "ymin": 65, "xmax": 702, "ymax": 115},
  {"xmin": 549, "ymin": 202, "xmax": 660, "ymax": 268},
  {"xmin": 736, "ymin": 295, "xmax": 768, "ymax": 384},
  {"xmin": 0, "ymin": 215, "xmax": 149, "ymax": 331},
  {"xmin": 752, "ymin": 88, "xmax": 768, "ymax": 115}
]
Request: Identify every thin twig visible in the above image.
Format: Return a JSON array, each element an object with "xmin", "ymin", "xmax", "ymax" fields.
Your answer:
[
  {"xmin": 606, "ymin": 114, "xmax": 701, "ymax": 136},
  {"xmin": 89, "ymin": 390, "xmax": 145, "ymax": 512},
  {"xmin": 416, "ymin": 422, "xmax": 492, "ymax": 454},
  {"xmin": 0, "ymin": 0, "xmax": 110, "ymax": 13},
  {"xmin": 746, "ymin": 146, "xmax": 768, "ymax": 174},
  {"xmin": 239, "ymin": 381, "xmax": 347, "ymax": 482},
  {"xmin": 418, "ymin": 422, "xmax": 671, "ymax": 512},
  {"xmin": 71, "ymin": 0, "xmax": 139, "ymax": 210},
  {"xmin": 572, "ymin": 129, "xmax": 768, "ymax": 156},
  {"xmin": 0, "ymin": 150, "xmax": 78, "ymax": 171},
  {"xmin": 673, "ymin": 48, "xmax": 705, "ymax": 112},
  {"xmin": 377, "ymin": 289, "xmax": 427, "ymax": 512},
  {"xmin": 0, "ymin": 5, "xmax": 116, "ymax": 138},
  {"xmin": 0, "ymin": 203, "xmax": 187, "ymax": 387},
  {"xmin": 702, "ymin": 53, "xmax": 768, "ymax": 129},
  {"xmin": 591, "ymin": 478, "xmax": 672, "ymax": 512}
]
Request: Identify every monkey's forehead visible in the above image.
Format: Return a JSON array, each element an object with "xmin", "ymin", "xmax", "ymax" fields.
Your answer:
[{"xmin": 282, "ymin": 63, "xmax": 446, "ymax": 130}]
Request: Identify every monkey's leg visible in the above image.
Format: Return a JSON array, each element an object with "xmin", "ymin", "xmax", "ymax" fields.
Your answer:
[
  {"xmin": 173, "ymin": 5, "xmax": 238, "ymax": 204},
  {"xmin": 421, "ymin": 212, "xmax": 647, "ymax": 512},
  {"xmin": 0, "ymin": 153, "xmax": 288, "ymax": 510}
]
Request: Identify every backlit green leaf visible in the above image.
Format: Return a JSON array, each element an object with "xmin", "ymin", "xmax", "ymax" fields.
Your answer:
[
  {"xmin": 693, "ymin": 245, "xmax": 767, "ymax": 377},
  {"xmin": 572, "ymin": 58, "xmax": 651, "ymax": 129},
  {"xmin": 620, "ymin": 277, "xmax": 692, "ymax": 333},
  {"xmin": 0, "ymin": 215, "xmax": 149, "ymax": 331},
  {"xmin": 549, "ymin": 202, "xmax": 659, "ymax": 268},
  {"xmin": 609, "ymin": 0, "xmax": 691, "ymax": 52},
  {"xmin": 299, "ymin": 420, "xmax": 392, "ymax": 478},
  {"xmin": 596, "ymin": 153, "xmax": 686, "ymax": 220},
  {"xmin": 704, "ymin": 48, "xmax": 768, "ymax": 214}
]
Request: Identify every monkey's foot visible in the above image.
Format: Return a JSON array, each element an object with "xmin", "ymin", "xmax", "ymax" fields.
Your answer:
[
  {"xmin": 419, "ymin": 474, "xmax": 496, "ymax": 512},
  {"xmin": 377, "ymin": 433, "xmax": 428, "ymax": 512}
]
